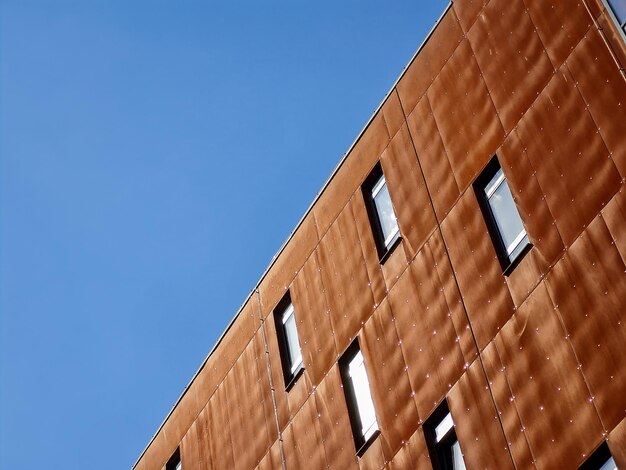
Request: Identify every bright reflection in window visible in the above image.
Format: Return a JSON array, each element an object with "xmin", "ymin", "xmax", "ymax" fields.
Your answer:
[
  {"xmin": 282, "ymin": 303, "xmax": 302, "ymax": 374},
  {"xmin": 371, "ymin": 175, "xmax": 399, "ymax": 248},
  {"xmin": 348, "ymin": 350, "xmax": 378, "ymax": 440}
]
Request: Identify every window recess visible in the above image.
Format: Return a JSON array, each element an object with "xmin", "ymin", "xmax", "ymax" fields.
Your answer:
[
  {"xmin": 424, "ymin": 400, "xmax": 466, "ymax": 470},
  {"xmin": 273, "ymin": 291, "xmax": 304, "ymax": 390}
]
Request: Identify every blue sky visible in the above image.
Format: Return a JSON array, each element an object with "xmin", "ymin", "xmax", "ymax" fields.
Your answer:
[{"xmin": 0, "ymin": 1, "xmax": 448, "ymax": 468}]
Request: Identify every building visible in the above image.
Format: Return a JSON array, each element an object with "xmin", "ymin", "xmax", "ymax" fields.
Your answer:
[{"xmin": 133, "ymin": 1, "xmax": 626, "ymax": 469}]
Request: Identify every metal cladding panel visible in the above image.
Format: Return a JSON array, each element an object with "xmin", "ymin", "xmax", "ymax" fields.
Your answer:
[
  {"xmin": 452, "ymin": 0, "xmax": 488, "ymax": 33},
  {"xmin": 427, "ymin": 39, "xmax": 505, "ymax": 193},
  {"xmin": 546, "ymin": 214, "xmax": 626, "ymax": 431},
  {"xmin": 466, "ymin": 0, "xmax": 555, "ymax": 133},
  {"xmin": 253, "ymin": 328, "xmax": 279, "ymax": 444},
  {"xmin": 386, "ymin": 427, "xmax": 431, "ymax": 470},
  {"xmin": 447, "ymin": 361, "xmax": 515, "ymax": 470},
  {"xmin": 313, "ymin": 111, "xmax": 392, "ymax": 237},
  {"xmin": 194, "ymin": 406, "xmax": 214, "ymax": 470},
  {"xmin": 597, "ymin": 11, "xmax": 626, "ymax": 66},
  {"xmin": 396, "ymin": 9, "xmax": 464, "ymax": 117},
  {"xmin": 380, "ymin": 124, "xmax": 437, "ymax": 260},
  {"xmin": 360, "ymin": 299, "xmax": 419, "ymax": 460},
  {"xmin": 291, "ymin": 249, "xmax": 337, "ymax": 387},
  {"xmin": 481, "ymin": 342, "xmax": 535, "ymax": 469},
  {"xmin": 282, "ymin": 396, "xmax": 327, "ymax": 470},
  {"xmin": 358, "ymin": 438, "xmax": 385, "ymax": 470},
  {"xmin": 609, "ymin": 416, "xmax": 626, "ymax": 468},
  {"xmin": 428, "ymin": 231, "xmax": 478, "ymax": 367},
  {"xmin": 495, "ymin": 282, "xmax": 604, "ymax": 469},
  {"xmin": 386, "ymin": 240, "xmax": 465, "ymax": 420},
  {"xmin": 180, "ymin": 421, "xmax": 202, "ymax": 470},
  {"xmin": 227, "ymin": 337, "xmax": 272, "ymax": 468},
  {"xmin": 351, "ymin": 191, "xmax": 387, "ymax": 307},
  {"xmin": 407, "ymin": 95, "xmax": 460, "ymax": 221},
  {"xmin": 314, "ymin": 365, "xmax": 359, "ymax": 470},
  {"xmin": 380, "ymin": 241, "xmax": 409, "ymax": 293},
  {"xmin": 602, "ymin": 187, "xmax": 626, "ymax": 261},
  {"xmin": 441, "ymin": 188, "xmax": 515, "ymax": 350},
  {"xmin": 522, "ymin": 0, "xmax": 593, "ymax": 69},
  {"xmin": 380, "ymin": 91, "xmax": 405, "ymax": 142},
  {"xmin": 567, "ymin": 27, "xmax": 626, "ymax": 179},
  {"xmin": 317, "ymin": 201, "xmax": 376, "ymax": 356},
  {"xmin": 257, "ymin": 440, "xmax": 283, "ymax": 470},
  {"xmin": 258, "ymin": 212, "xmax": 318, "ymax": 319},
  {"xmin": 258, "ymin": 315, "xmax": 289, "ymax": 431},
  {"xmin": 515, "ymin": 66, "xmax": 621, "ymax": 248},
  {"xmin": 207, "ymin": 383, "xmax": 236, "ymax": 470}
]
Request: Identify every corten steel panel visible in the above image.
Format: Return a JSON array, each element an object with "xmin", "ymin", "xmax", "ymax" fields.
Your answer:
[
  {"xmin": 427, "ymin": 39, "xmax": 506, "ymax": 193},
  {"xmin": 385, "ymin": 444, "xmax": 412, "ymax": 470},
  {"xmin": 226, "ymin": 337, "xmax": 272, "ymax": 468},
  {"xmin": 567, "ymin": 27, "xmax": 626, "ymax": 179},
  {"xmin": 609, "ymin": 416, "xmax": 626, "ymax": 468},
  {"xmin": 389, "ymin": 427, "xmax": 431, "ymax": 469},
  {"xmin": 602, "ymin": 187, "xmax": 626, "ymax": 262},
  {"xmin": 515, "ymin": 66, "xmax": 621, "ymax": 248},
  {"xmin": 386, "ymin": 242, "xmax": 466, "ymax": 421},
  {"xmin": 282, "ymin": 396, "xmax": 328, "ymax": 470},
  {"xmin": 396, "ymin": 9, "xmax": 464, "ymax": 117},
  {"xmin": 358, "ymin": 438, "xmax": 385, "ymax": 470},
  {"xmin": 597, "ymin": 10, "xmax": 626, "ymax": 66},
  {"xmin": 291, "ymin": 249, "xmax": 337, "ymax": 387},
  {"xmin": 194, "ymin": 406, "xmax": 214, "ymax": 470},
  {"xmin": 317, "ymin": 201, "xmax": 376, "ymax": 355},
  {"xmin": 466, "ymin": 0, "xmax": 555, "ymax": 133},
  {"xmin": 256, "ymin": 440, "xmax": 283, "ymax": 470},
  {"xmin": 360, "ymin": 299, "xmax": 419, "ymax": 461},
  {"xmin": 452, "ymin": 0, "xmax": 488, "ymax": 33},
  {"xmin": 253, "ymin": 328, "xmax": 280, "ymax": 443},
  {"xmin": 440, "ymin": 188, "xmax": 516, "ymax": 350},
  {"xmin": 380, "ymin": 91, "xmax": 405, "ymax": 142},
  {"xmin": 313, "ymin": 111, "xmax": 392, "ymax": 237},
  {"xmin": 314, "ymin": 365, "xmax": 359, "ymax": 470},
  {"xmin": 447, "ymin": 361, "xmax": 515, "ymax": 470},
  {"xmin": 258, "ymin": 212, "xmax": 318, "ymax": 319},
  {"xmin": 523, "ymin": 0, "xmax": 593, "ymax": 69},
  {"xmin": 380, "ymin": 124, "xmax": 438, "ymax": 260},
  {"xmin": 545, "ymin": 215, "xmax": 626, "ymax": 431},
  {"xmin": 428, "ymin": 231, "xmax": 478, "ymax": 367},
  {"xmin": 180, "ymin": 421, "xmax": 202, "ymax": 470},
  {"xmin": 351, "ymin": 191, "xmax": 387, "ymax": 307},
  {"xmin": 380, "ymin": 241, "xmax": 410, "ymax": 293},
  {"xmin": 495, "ymin": 282, "xmax": 605, "ymax": 469},
  {"xmin": 208, "ymin": 383, "xmax": 236, "ymax": 470},
  {"xmin": 406, "ymin": 94, "xmax": 460, "ymax": 221},
  {"xmin": 258, "ymin": 315, "xmax": 289, "ymax": 432},
  {"xmin": 481, "ymin": 342, "xmax": 536, "ymax": 469}
]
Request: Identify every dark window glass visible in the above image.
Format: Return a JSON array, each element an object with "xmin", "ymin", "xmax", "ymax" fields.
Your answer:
[
  {"xmin": 362, "ymin": 164, "xmax": 400, "ymax": 260},
  {"xmin": 166, "ymin": 448, "xmax": 182, "ymax": 470},
  {"xmin": 273, "ymin": 292, "xmax": 303, "ymax": 389},
  {"xmin": 579, "ymin": 442, "xmax": 617, "ymax": 470},
  {"xmin": 475, "ymin": 157, "xmax": 530, "ymax": 273},
  {"xmin": 424, "ymin": 401, "xmax": 466, "ymax": 470},
  {"xmin": 339, "ymin": 341, "xmax": 379, "ymax": 455}
]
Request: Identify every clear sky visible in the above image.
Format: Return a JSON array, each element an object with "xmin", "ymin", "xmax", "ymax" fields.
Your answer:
[{"xmin": 0, "ymin": 1, "xmax": 448, "ymax": 468}]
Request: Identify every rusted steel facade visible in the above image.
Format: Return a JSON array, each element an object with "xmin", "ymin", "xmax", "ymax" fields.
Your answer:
[{"xmin": 134, "ymin": 1, "xmax": 626, "ymax": 468}]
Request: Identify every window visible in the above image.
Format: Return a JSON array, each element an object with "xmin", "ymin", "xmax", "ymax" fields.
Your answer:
[
  {"xmin": 166, "ymin": 448, "xmax": 182, "ymax": 470},
  {"xmin": 579, "ymin": 442, "xmax": 618, "ymax": 470},
  {"xmin": 339, "ymin": 341, "xmax": 379, "ymax": 455},
  {"xmin": 424, "ymin": 401, "xmax": 466, "ymax": 470},
  {"xmin": 475, "ymin": 157, "xmax": 530, "ymax": 273},
  {"xmin": 606, "ymin": 0, "xmax": 626, "ymax": 35},
  {"xmin": 273, "ymin": 292, "xmax": 303, "ymax": 389},
  {"xmin": 362, "ymin": 164, "xmax": 400, "ymax": 260}
]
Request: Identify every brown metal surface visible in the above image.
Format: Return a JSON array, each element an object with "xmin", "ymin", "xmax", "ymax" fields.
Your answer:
[{"xmin": 136, "ymin": 2, "xmax": 626, "ymax": 469}]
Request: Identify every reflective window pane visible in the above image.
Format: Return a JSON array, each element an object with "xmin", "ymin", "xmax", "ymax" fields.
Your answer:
[
  {"xmin": 486, "ymin": 169, "xmax": 527, "ymax": 258},
  {"xmin": 175, "ymin": 462, "xmax": 182, "ymax": 470},
  {"xmin": 282, "ymin": 304, "xmax": 302, "ymax": 374},
  {"xmin": 372, "ymin": 177, "xmax": 399, "ymax": 247},
  {"xmin": 608, "ymin": 0, "xmax": 626, "ymax": 25},
  {"xmin": 348, "ymin": 350, "xmax": 378, "ymax": 439},
  {"xmin": 599, "ymin": 456, "xmax": 617, "ymax": 470},
  {"xmin": 452, "ymin": 440, "xmax": 466, "ymax": 470}
]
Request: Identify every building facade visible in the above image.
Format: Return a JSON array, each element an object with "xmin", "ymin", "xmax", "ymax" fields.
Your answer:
[{"xmin": 134, "ymin": 0, "xmax": 626, "ymax": 469}]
